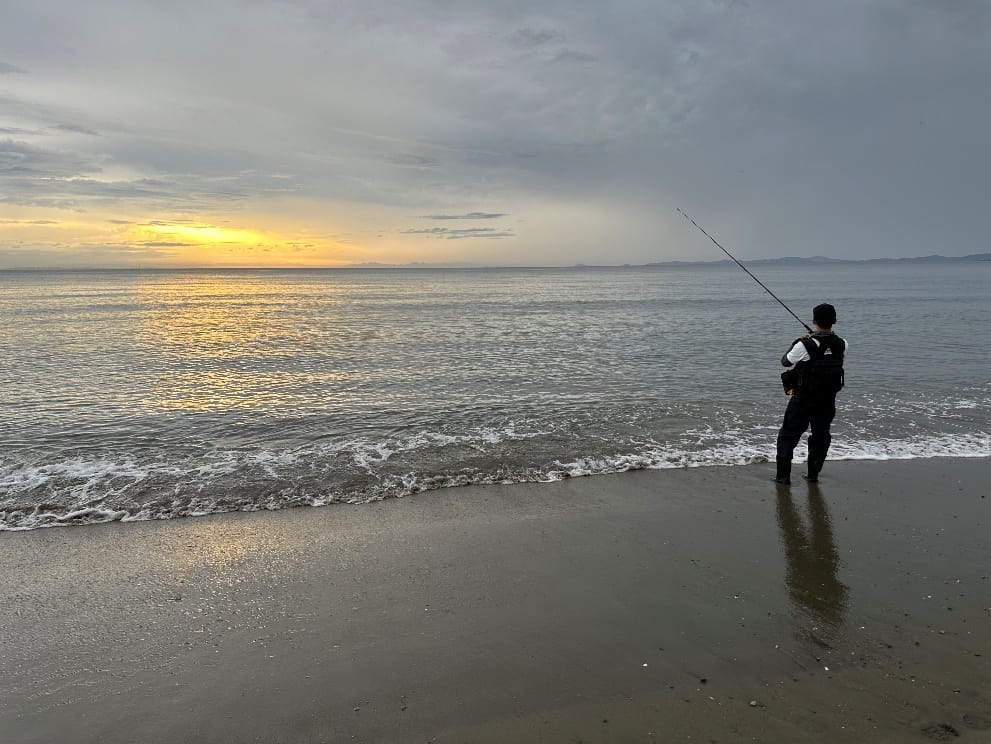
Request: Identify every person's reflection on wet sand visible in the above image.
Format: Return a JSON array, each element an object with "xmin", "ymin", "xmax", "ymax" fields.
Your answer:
[{"xmin": 775, "ymin": 482, "xmax": 849, "ymax": 646}]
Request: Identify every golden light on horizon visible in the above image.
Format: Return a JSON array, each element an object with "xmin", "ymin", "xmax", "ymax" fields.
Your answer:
[
  {"xmin": 139, "ymin": 221, "xmax": 266, "ymax": 246},
  {"xmin": 0, "ymin": 203, "xmax": 429, "ymax": 268},
  {"xmin": 126, "ymin": 218, "xmax": 358, "ymax": 267}
]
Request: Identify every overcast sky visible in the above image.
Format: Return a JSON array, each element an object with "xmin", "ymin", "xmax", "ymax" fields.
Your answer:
[{"xmin": 1, "ymin": 0, "xmax": 988, "ymax": 267}]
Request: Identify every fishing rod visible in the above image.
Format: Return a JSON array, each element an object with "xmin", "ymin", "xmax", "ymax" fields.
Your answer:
[{"xmin": 676, "ymin": 208, "xmax": 813, "ymax": 334}]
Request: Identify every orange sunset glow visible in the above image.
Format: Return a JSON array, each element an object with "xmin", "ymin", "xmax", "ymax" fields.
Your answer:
[
  {"xmin": 128, "ymin": 220, "xmax": 343, "ymax": 267},
  {"xmin": 0, "ymin": 198, "xmax": 512, "ymax": 268}
]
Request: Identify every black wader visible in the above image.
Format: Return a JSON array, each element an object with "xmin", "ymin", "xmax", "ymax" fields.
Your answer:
[
  {"xmin": 776, "ymin": 332, "xmax": 845, "ymax": 483},
  {"xmin": 776, "ymin": 395, "xmax": 836, "ymax": 482}
]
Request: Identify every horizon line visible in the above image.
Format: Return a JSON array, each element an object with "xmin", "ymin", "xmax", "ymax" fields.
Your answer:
[{"xmin": 1, "ymin": 252, "xmax": 989, "ymax": 272}]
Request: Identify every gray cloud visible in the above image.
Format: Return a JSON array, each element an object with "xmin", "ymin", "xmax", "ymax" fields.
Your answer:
[
  {"xmin": 550, "ymin": 50, "xmax": 596, "ymax": 64},
  {"xmin": 444, "ymin": 231, "xmax": 513, "ymax": 240},
  {"xmin": 52, "ymin": 123, "xmax": 100, "ymax": 136},
  {"xmin": 0, "ymin": 135, "xmax": 266, "ymax": 213},
  {"xmin": 402, "ymin": 226, "xmax": 513, "ymax": 239},
  {"xmin": 511, "ymin": 28, "xmax": 565, "ymax": 49},
  {"xmin": 0, "ymin": 1, "xmax": 989, "ymax": 265},
  {"xmin": 390, "ymin": 153, "xmax": 439, "ymax": 167},
  {"xmin": 0, "ymin": 138, "xmax": 100, "ymax": 177},
  {"xmin": 0, "ymin": 242, "xmax": 180, "ymax": 268},
  {"xmin": 0, "ymin": 62, "xmax": 27, "ymax": 74},
  {"xmin": 420, "ymin": 212, "xmax": 507, "ymax": 220},
  {"xmin": 0, "ymin": 196, "xmax": 84, "ymax": 210}
]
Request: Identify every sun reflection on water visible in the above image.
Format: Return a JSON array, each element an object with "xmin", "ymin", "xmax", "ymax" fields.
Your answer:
[{"xmin": 134, "ymin": 273, "xmax": 356, "ymax": 412}]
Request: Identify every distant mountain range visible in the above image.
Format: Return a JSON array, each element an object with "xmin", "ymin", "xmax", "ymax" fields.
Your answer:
[
  {"xmin": 340, "ymin": 253, "xmax": 991, "ymax": 270},
  {"xmin": 347, "ymin": 253, "xmax": 991, "ymax": 269},
  {"xmin": 343, "ymin": 261, "xmax": 487, "ymax": 269},
  {"xmin": 642, "ymin": 253, "xmax": 991, "ymax": 268}
]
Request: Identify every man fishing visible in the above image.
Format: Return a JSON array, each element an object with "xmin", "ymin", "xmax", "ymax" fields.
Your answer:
[
  {"xmin": 675, "ymin": 209, "xmax": 848, "ymax": 485},
  {"xmin": 774, "ymin": 303, "xmax": 847, "ymax": 485}
]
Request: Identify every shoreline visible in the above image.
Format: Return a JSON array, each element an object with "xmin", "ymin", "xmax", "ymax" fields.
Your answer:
[
  {"xmin": 2, "ymin": 457, "xmax": 989, "ymax": 742},
  {"xmin": 4, "ymin": 446, "xmax": 991, "ymax": 532}
]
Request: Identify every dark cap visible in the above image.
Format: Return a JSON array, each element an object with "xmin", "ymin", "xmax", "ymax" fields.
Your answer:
[{"xmin": 813, "ymin": 303, "xmax": 837, "ymax": 328}]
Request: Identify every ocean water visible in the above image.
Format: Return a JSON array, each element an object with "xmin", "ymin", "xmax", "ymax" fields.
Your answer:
[{"xmin": 1, "ymin": 264, "xmax": 988, "ymax": 530}]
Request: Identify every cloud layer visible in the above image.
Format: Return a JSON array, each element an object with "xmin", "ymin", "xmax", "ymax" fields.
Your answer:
[{"xmin": 1, "ymin": 1, "xmax": 989, "ymax": 266}]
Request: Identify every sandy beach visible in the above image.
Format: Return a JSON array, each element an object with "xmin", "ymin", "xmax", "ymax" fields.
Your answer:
[{"xmin": 2, "ymin": 457, "xmax": 989, "ymax": 743}]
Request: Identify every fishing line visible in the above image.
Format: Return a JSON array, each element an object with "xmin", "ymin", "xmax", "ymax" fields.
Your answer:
[{"xmin": 677, "ymin": 208, "xmax": 813, "ymax": 333}]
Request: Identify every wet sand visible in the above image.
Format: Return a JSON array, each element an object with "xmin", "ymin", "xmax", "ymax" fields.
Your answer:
[{"xmin": 1, "ymin": 458, "xmax": 989, "ymax": 743}]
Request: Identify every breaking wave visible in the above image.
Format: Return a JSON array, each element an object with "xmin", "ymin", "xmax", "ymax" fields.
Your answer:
[{"xmin": 2, "ymin": 428, "xmax": 987, "ymax": 531}]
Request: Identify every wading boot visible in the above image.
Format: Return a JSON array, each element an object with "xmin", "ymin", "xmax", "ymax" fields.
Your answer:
[
  {"xmin": 803, "ymin": 455, "xmax": 825, "ymax": 483},
  {"xmin": 773, "ymin": 458, "xmax": 791, "ymax": 485}
]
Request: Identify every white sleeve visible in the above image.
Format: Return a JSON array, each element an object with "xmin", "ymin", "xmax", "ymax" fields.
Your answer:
[{"xmin": 785, "ymin": 339, "xmax": 812, "ymax": 366}]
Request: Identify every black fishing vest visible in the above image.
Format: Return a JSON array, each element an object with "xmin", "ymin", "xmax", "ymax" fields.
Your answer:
[{"xmin": 795, "ymin": 333, "xmax": 845, "ymax": 399}]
